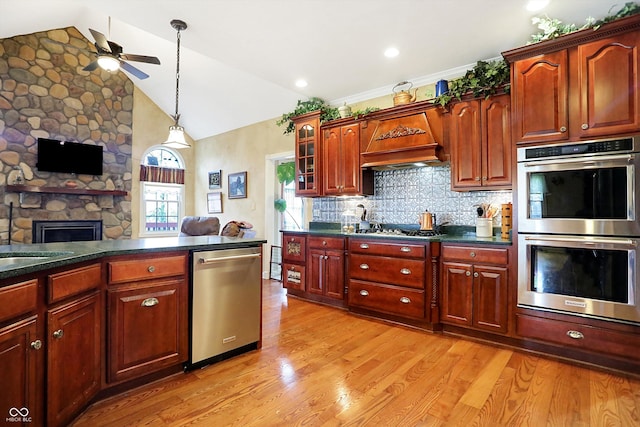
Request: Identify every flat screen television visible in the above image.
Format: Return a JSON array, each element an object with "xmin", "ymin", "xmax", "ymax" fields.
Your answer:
[{"xmin": 36, "ymin": 138, "xmax": 103, "ymax": 175}]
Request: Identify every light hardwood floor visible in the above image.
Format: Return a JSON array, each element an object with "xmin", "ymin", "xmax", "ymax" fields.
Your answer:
[{"xmin": 73, "ymin": 280, "xmax": 640, "ymax": 426}]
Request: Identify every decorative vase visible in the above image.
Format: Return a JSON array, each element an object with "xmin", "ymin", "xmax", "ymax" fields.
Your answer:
[{"xmin": 338, "ymin": 102, "xmax": 352, "ymax": 118}]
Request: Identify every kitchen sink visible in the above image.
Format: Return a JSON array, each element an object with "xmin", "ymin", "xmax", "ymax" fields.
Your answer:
[
  {"xmin": 0, "ymin": 256, "xmax": 51, "ymax": 266},
  {"xmin": 0, "ymin": 252, "xmax": 73, "ymax": 267}
]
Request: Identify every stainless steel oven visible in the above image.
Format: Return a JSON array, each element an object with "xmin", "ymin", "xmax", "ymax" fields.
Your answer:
[
  {"xmin": 517, "ymin": 136, "xmax": 640, "ymax": 236},
  {"xmin": 518, "ymin": 234, "xmax": 640, "ymax": 323}
]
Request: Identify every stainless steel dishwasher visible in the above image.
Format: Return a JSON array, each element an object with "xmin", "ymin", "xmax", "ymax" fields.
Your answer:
[{"xmin": 188, "ymin": 246, "xmax": 262, "ymax": 369}]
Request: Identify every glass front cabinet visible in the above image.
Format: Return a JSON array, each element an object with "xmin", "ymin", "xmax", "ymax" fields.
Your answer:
[{"xmin": 293, "ymin": 111, "xmax": 321, "ymax": 196}]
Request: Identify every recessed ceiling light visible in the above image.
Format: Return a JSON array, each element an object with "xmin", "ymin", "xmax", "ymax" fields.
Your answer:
[
  {"xmin": 295, "ymin": 79, "xmax": 308, "ymax": 88},
  {"xmin": 384, "ymin": 47, "xmax": 399, "ymax": 58},
  {"xmin": 526, "ymin": 0, "xmax": 550, "ymax": 12}
]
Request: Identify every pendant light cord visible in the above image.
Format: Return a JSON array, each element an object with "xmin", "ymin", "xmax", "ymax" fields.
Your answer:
[{"xmin": 173, "ymin": 26, "xmax": 182, "ymax": 125}]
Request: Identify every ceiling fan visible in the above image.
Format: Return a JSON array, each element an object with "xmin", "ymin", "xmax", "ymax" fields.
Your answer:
[{"xmin": 83, "ymin": 28, "xmax": 160, "ymax": 80}]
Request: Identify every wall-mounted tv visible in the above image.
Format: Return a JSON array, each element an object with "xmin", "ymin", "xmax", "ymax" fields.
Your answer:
[{"xmin": 36, "ymin": 138, "xmax": 103, "ymax": 176}]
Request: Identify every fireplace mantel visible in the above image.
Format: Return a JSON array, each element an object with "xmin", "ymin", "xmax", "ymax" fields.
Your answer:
[{"xmin": 5, "ymin": 184, "xmax": 128, "ymax": 196}]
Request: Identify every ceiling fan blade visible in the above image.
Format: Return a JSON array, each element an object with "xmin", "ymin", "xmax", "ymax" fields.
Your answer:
[
  {"xmin": 83, "ymin": 61, "xmax": 99, "ymax": 72},
  {"xmin": 120, "ymin": 54, "xmax": 161, "ymax": 65},
  {"xmin": 89, "ymin": 28, "xmax": 111, "ymax": 53},
  {"xmin": 120, "ymin": 61, "xmax": 150, "ymax": 80}
]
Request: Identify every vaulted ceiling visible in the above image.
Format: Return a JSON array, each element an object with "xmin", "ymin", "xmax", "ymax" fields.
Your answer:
[{"xmin": 0, "ymin": 0, "xmax": 616, "ymax": 140}]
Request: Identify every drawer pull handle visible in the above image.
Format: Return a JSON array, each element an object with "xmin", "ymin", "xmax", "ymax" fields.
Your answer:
[
  {"xmin": 566, "ymin": 330, "xmax": 584, "ymax": 340},
  {"xmin": 359, "ymin": 290, "xmax": 369, "ymax": 296},
  {"xmin": 141, "ymin": 297, "xmax": 159, "ymax": 307},
  {"xmin": 400, "ymin": 297, "xmax": 411, "ymax": 304},
  {"xmin": 360, "ymin": 243, "xmax": 369, "ymax": 249},
  {"xmin": 400, "ymin": 268, "xmax": 411, "ymax": 275},
  {"xmin": 400, "ymin": 246, "xmax": 411, "ymax": 253},
  {"xmin": 322, "ymin": 241, "xmax": 327, "ymax": 246},
  {"xmin": 148, "ymin": 265, "xmax": 156, "ymax": 273},
  {"xmin": 470, "ymin": 251, "xmax": 476, "ymax": 258},
  {"xmin": 466, "ymin": 271, "xmax": 471, "ymax": 276},
  {"xmin": 360, "ymin": 263, "xmax": 369, "ymax": 270},
  {"xmin": 31, "ymin": 339, "xmax": 42, "ymax": 350},
  {"xmin": 52, "ymin": 329, "xmax": 64, "ymax": 339}
]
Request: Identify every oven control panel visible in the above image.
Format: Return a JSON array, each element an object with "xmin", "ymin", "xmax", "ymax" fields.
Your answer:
[{"xmin": 522, "ymin": 137, "xmax": 634, "ymax": 160}]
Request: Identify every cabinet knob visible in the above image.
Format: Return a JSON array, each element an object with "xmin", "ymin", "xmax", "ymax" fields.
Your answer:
[
  {"xmin": 289, "ymin": 266, "xmax": 297, "ymax": 271},
  {"xmin": 400, "ymin": 268, "xmax": 411, "ymax": 275},
  {"xmin": 360, "ymin": 243, "xmax": 369, "ymax": 249},
  {"xmin": 322, "ymin": 240, "xmax": 327, "ymax": 246},
  {"xmin": 399, "ymin": 297, "xmax": 411, "ymax": 304},
  {"xmin": 290, "ymin": 237, "xmax": 295, "ymax": 242},
  {"xmin": 470, "ymin": 251, "xmax": 476, "ymax": 258},
  {"xmin": 141, "ymin": 297, "xmax": 159, "ymax": 307},
  {"xmin": 473, "ymin": 272, "xmax": 479, "ymax": 278},
  {"xmin": 148, "ymin": 265, "xmax": 155, "ymax": 273},
  {"xmin": 482, "ymin": 176, "xmax": 487, "ymax": 181},
  {"xmin": 400, "ymin": 246, "xmax": 411, "ymax": 253},
  {"xmin": 30, "ymin": 339, "xmax": 42, "ymax": 350},
  {"xmin": 566, "ymin": 330, "xmax": 584, "ymax": 340},
  {"xmin": 359, "ymin": 289, "xmax": 369, "ymax": 296},
  {"xmin": 52, "ymin": 329, "xmax": 64, "ymax": 339},
  {"xmin": 560, "ymin": 126, "xmax": 567, "ymax": 132},
  {"xmin": 581, "ymin": 123, "xmax": 589, "ymax": 130},
  {"xmin": 465, "ymin": 271, "xmax": 471, "ymax": 276},
  {"xmin": 360, "ymin": 263, "xmax": 369, "ymax": 270},
  {"xmin": 324, "ymin": 255, "xmax": 328, "ymax": 260},
  {"xmin": 475, "ymin": 177, "xmax": 480, "ymax": 181}
]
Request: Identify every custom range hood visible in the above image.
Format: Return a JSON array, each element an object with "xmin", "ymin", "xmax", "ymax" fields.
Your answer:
[{"xmin": 360, "ymin": 103, "xmax": 443, "ymax": 169}]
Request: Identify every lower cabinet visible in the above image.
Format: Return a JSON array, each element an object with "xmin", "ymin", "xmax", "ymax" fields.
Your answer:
[
  {"xmin": 47, "ymin": 291, "xmax": 101, "ymax": 427},
  {"xmin": 308, "ymin": 236, "xmax": 345, "ymax": 300},
  {"xmin": 106, "ymin": 253, "xmax": 188, "ymax": 384},
  {"xmin": 282, "ymin": 232, "xmax": 307, "ymax": 292},
  {"xmin": 441, "ymin": 245, "xmax": 508, "ymax": 333}
]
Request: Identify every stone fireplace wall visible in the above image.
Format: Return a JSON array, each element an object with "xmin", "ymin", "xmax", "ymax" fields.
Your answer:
[{"xmin": 0, "ymin": 27, "xmax": 132, "ymax": 243}]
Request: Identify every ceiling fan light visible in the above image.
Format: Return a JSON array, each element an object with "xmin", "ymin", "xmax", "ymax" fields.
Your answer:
[
  {"xmin": 97, "ymin": 55, "xmax": 120, "ymax": 72},
  {"xmin": 163, "ymin": 125, "xmax": 191, "ymax": 149}
]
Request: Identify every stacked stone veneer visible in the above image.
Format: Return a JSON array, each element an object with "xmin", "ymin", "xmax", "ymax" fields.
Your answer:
[{"xmin": 0, "ymin": 27, "xmax": 132, "ymax": 243}]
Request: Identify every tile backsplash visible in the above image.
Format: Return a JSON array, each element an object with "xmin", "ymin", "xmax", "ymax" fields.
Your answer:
[{"xmin": 312, "ymin": 164, "xmax": 512, "ymax": 226}]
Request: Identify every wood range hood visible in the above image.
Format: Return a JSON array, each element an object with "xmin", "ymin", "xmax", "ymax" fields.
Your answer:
[{"xmin": 360, "ymin": 101, "xmax": 444, "ymax": 169}]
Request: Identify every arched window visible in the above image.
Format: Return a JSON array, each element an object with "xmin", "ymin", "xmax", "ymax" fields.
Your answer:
[{"xmin": 140, "ymin": 146, "xmax": 185, "ymax": 237}]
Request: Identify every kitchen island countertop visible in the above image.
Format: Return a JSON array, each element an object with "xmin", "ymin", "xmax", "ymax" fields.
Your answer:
[{"xmin": 0, "ymin": 236, "xmax": 267, "ymax": 281}]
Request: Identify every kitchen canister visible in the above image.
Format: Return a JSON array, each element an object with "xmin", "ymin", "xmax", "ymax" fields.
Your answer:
[
  {"xmin": 476, "ymin": 218, "xmax": 493, "ymax": 237},
  {"xmin": 501, "ymin": 203, "xmax": 512, "ymax": 239},
  {"xmin": 435, "ymin": 79, "xmax": 449, "ymax": 97}
]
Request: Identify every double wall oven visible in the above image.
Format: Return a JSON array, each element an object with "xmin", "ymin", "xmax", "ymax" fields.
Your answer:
[{"xmin": 517, "ymin": 135, "xmax": 640, "ymax": 324}]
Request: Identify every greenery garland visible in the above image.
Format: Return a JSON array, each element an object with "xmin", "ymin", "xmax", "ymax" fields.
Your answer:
[
  {"xmin": 432, "ymin": 59, "xmax": 510, "ymax": 107},
  {"xmin": 275, "ymin": 97, "xmax": 339, "ymax": 135}
]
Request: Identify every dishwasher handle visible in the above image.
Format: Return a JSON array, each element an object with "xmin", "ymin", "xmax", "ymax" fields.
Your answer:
[{"xmin": 198, "ymin": 253, "xmax": 261, "ymax": 264}]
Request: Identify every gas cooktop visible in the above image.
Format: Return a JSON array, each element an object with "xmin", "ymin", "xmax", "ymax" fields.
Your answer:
[{"xmin": 354, "ymin": 228, "xmax": 444, "ymax": 237}]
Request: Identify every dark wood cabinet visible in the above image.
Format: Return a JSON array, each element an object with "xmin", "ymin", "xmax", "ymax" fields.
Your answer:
[
  {"xmin": 308, "ymin": 236, "xmax": 345, "ymax": 300},
  {"xmin": 293, "ymin": 111, "xmax": 322, "ymax": 196},
  {"xmin": 106, "ymin": 253, "xmax": 188, "ymax": 384},
  {"xmin": 47, "ymin": 291, "xmax": 101, "ymax": 427},
  {"xmin": 322, "ymin": 123, "xmax": 373, "ymax": 196},
  {"xmin": 506, "ymin": 16, "xmax": 640, "ymax": 144},
  {"xmin": 450, "ymin": 94, "xmax": 511, "ymax": 190},
  {"xmin": 441, "ymin": 245, "xmax": 508, "ymax": 334},
  {"xmin": 282, "ymin": 232, "xmax": 307, "ymax": 291}
]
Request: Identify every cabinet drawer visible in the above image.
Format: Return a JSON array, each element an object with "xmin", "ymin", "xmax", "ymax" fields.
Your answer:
[
  {"xmin": 516, "ymin": 314, "xmax": 640, "ymax": 361},
  {"xmin": 282, "ymin": 234, "xmax": 307, "ymax": 263},
  {"xmin": 282, "ymin": 262, "xmax": 305, "ymax": 291},
  {"xmin": 349, "ymin": 239, "xmax": 425, "ymax": 258},
  {"xmin": 108, "ymin": 255, "xmax": 187, "ymax": 284},
  {"xmin": 349, "ymin": 254, "xmax": 425, "ymax": 289},
  {"xmin": 48, "ymin": 263, "xmax": 102, "ymax": 304},
  {"xmin": 0, "ymin": 279, "xmax": 38, "ymax": 323},
  {"xmin": 348, "ymin": 280, "xmax": 425, "ymax": 320},
  {"xmin": 442, "ymin": 245, "xmax": 508, "ymax": 264},
  {"xmin": 308, "ymin": 236, "xmax": 344, "ymax": 251}
]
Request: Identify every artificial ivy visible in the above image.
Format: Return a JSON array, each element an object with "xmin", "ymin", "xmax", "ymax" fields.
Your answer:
[{"xmin": 276, "ymin": 97, "xmax": 339, "ymax": 135}]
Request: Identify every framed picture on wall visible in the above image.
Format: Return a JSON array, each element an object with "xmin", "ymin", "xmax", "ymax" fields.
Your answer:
[
  {"xmin": 207, "ymin": 192, "xmax": 223, "ymax": 213},
  {"xmin": 228, "ymin": 171, "xmax": 247, "ymax": 199},
  {"xmin": 208, "ymin": 170, "xmax": 222, "ymax": 189}
]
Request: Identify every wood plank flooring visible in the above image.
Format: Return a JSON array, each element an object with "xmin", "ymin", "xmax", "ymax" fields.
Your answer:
[{"xmin": 72, "ymin": 280, "xmax": 640, "ymax": 426}]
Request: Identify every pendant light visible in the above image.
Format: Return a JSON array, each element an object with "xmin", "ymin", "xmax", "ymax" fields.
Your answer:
[{"xmin": 163, "ymin": 19, "xmax": 190, "ymax": 149}]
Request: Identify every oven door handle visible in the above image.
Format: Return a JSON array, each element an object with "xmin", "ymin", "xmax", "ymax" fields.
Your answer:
[
  {"xmin": 524, "ymin": 235, "xmax": 637, "ymax": 246},
  {"xmin": 522, "ymin": 153, "xmax": 634, "ymax": 169}
]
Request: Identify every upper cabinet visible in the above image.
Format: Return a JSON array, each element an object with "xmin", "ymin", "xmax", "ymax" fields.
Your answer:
[
  {"xmin": 449, "ymin": 93, "xmax": 512, "ymax": 190},
  {"xmin": 322, "ymin": 122, "xmax": 373, "ymax": 196},
  {"xmin": 504, "ymin": 14, "xmax": 640, "ymax": 145},
  {"xmin": 293, "ymin": 111, "xmax": 322, "ymax": 197}
]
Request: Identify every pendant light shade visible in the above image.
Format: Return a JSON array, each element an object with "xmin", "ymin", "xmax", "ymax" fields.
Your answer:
[{"xmin": 163, "ymin": 19, "xmax": 191, "ymax": 149}]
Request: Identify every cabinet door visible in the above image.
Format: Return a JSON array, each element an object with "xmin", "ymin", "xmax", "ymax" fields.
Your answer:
[
  {"xmin": 472, "ymin": 265, "xmax": 508, "ymax": 333},
  {"xmin": 324, "ymin": 249, "xmax": 345, "ymax": 300},
  {"xmin": 577, "ymin": 32, "xmax": 640, "ymax": 138},
  {"xmin": 107, "ymin": 279, "xmax": 187, "ymax": 383},
  {"xmin": 450, "ymin": 100, "xmax": 482, "ymax": 189},
  {"xmin": 308, "ymin": 248, "xmax": 324, "ymax": 295},
  {"xmin": 339, "ymin": 123, "xmax": 361, "ymax": 194},
  {"xmin": 282, "ymin": 262, "xmax": 305, "ymax": 291},
  {"xmin": 294, "ymin": 114, "xmax": 321, "ymax": 196},
  {"xmin": 47, "ymin": 291, "xmax": 101, "ymax": 427},
  {"xmin": 513, "ymin": 50, "xmax": 569, "ymax": 144},
  {"xmin": 322, "ymin": 127, "xmax": 341, "ymax": 195},
  {"xmin": 0, "ymin": 317, "xmax": 41, "ymax": 427},
  {"xmin": 441, "ymin": 261, "xmax": 473, "ymax": 326},
  {"xmin": 481, "ymin": 94, "xmax": 512, "ymax": 188}
]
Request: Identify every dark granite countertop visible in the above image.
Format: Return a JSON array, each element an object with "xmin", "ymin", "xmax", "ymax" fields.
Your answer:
[{"xmin": 0, "ymin": 236, "xmax": 266, "ymax": 281}]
